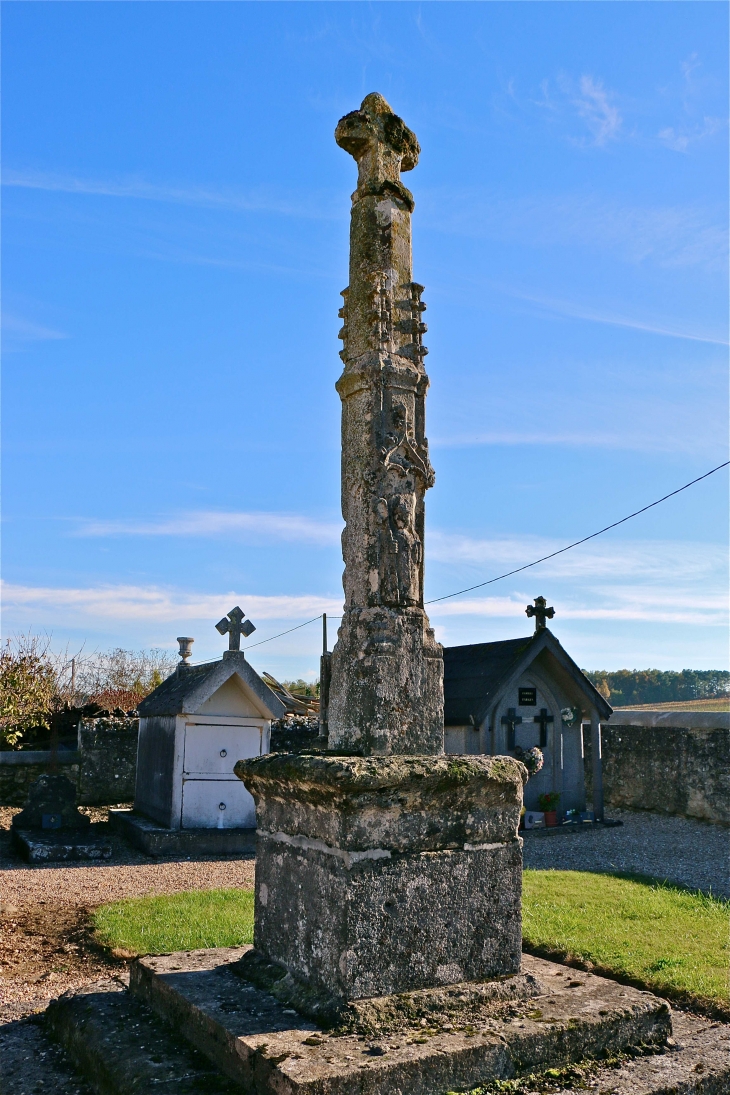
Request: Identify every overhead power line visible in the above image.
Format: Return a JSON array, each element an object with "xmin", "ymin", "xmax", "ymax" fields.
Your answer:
[
  {"xmin": 244, "ymin": 460, "xmax": 729, "ymax": 650},
  {"xmin": 425, "ymin": 460, "xmax": 730, "ymax": 605}
]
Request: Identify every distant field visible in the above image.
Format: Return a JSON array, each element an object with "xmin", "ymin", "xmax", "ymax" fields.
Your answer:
[{"xmin": 612, "ymin": 697, "xmax": 729, "ymax": 712}]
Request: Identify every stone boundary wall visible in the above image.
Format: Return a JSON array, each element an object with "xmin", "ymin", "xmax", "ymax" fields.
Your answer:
[
  {"xmin": 0, "ymin": 718, "xmax": 139, "ymax": 808},
  {"xmin": 585, "ymin": 717, "xmax": 729, "ymax": 825},
  {"xmin": 77, "ymin": 718, "xmax": 139, "ymax": 806},
  {"xmin": 0, "ymin": 750, "xmax": 80, "ymax": 808}
]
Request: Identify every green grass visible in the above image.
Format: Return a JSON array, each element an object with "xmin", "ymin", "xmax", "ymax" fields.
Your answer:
[
  {"xmin": 92, "ymin": 887, "xmax": 254, "ymax": 955},
  {"xmin": 92, "ymin": 871, "xmax": 728, "ymax": 1016},
  {"xmin": 523, "ymin": 869, "xmax": 729, "ymax": 1012}
]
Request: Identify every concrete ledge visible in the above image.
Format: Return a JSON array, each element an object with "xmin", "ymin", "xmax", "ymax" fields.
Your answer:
[
  {"xmin": 109, "ymin": 809, "xmax": 256, "ymax": 857},
  {"xmin": 129, "ymin": 946, "xmax": 673, "ymax": 1093},
  {"xmin": 12, "ymin": 825, "xmax": 112, "ymax": 863},
  {"xmin": 0, "ymin": 749, "xmax": 79, "ymax": 765}
]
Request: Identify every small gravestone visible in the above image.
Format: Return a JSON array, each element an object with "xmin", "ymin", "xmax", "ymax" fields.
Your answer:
[{"xmin": 12, "ymin": 773, "xmax": 112, "ymax": 862}]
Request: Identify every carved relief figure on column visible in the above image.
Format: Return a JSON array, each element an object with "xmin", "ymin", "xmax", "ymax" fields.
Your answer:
[{"xmin": 327, "ymin": 93, "xmax": 444, "ymax": 756}]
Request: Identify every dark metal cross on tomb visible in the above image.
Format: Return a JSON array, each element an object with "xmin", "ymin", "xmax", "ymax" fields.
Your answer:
[
  {"xmin": 215, "ymin": 606, "xmax": 256, "ymax": 652},
  {"xmin": 501, "ymin": 708, "xmax": 522, "ymax": 750},
  {"xmin": 526, "ymin": 596, "xmax": 555, "ymax": 633},
  {"xmin": 535, "ymin": 708, "xmax": 554, "ymax": 748}
]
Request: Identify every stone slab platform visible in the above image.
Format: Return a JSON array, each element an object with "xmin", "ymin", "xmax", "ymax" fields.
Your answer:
[
  {"xmin": 41, "ymin": 976, "xmax": 730, "ymax": 1095},
  {"xmin": 128, "ymin": 946, "xmax": 674, "ymax": 1093},
  {"xmin": 44, "ymin": 979, "xmax": 239, "ymax": 1094},
  {"xmin": 109, "ymin": 809, "xmax": 257, "ymax": 857},
  {"xmin": 11, "ymin": 826, "xmax": 112, "ymax": 863}
]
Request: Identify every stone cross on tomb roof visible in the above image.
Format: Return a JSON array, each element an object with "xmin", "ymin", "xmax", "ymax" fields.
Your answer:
[
  {"xmin": 215, "ymin": 606, "xmax": 256, "ymax": 652},
  {"xmin": 526, "ymin": 596, "xmax": 555, "ymax": 633},
  {"xmin": 335, "ymin": 92, "xmax": 420, "ymax": 205}
]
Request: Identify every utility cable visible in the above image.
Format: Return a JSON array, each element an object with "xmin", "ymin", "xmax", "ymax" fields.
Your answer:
[
  {"xmin": 425, "ymin": 460, "xmax": 730, "ymax": 605},
  {"xmin": 243, "ymin": 460, "xmax": 729, "ymax": 647}
]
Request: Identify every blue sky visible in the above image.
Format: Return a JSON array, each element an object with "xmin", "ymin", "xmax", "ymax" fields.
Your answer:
[{"xmin": 2, "ymin": 1, "xmax": 728, "ymax": 680}]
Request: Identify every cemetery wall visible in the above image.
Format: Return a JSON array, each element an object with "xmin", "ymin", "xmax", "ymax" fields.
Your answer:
[
  {"xmin": 0, "ymin": 717, "xmax": 139, "ymax": 807},
  {"xmin": 585, "ymin": 718, "xmax": 730, "ymax": 824},
  {"xmin": 0, "ymin": 750, "xmax": 80, "ymax": 807},
  {"xmin": 77, "ymin": 717, "xmax": 139, "ymax": 805}
]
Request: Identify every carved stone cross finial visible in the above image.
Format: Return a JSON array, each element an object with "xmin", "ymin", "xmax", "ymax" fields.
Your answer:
[
  {"xmin": 335, "ymin": 92, "xmax": 420, "ymax": 205},
  {"xmin": 526, "ymin": 596, "xmax": 555, "ymax": 633},
  {"xmin": 215, "ymin": 606, "xmax": 256, "ymax": 652}
]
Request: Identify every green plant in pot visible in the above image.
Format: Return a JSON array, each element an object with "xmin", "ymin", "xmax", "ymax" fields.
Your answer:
[{"xmin": 538, "ymin": 791, "xmax": 560, "ymax": 827}]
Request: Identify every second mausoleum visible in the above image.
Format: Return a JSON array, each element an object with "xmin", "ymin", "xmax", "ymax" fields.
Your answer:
[{"xmin": 443, "ymin": 597, "xmax": 612, "ymax": 819}]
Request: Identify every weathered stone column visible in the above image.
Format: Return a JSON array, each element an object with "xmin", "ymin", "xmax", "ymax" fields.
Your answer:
[{"xmin": 327, "ymin": 92, "xmax": 444, "ymax": 756}]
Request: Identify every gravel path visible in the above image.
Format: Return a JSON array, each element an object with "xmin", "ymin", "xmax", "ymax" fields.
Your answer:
[
  {"xmin": 0, "ymin": 807, "xmax": 255, "ymax": 1022},
  {"xmin": 522, "ymin": 808, "xmax": 729, "ymax": 898}
]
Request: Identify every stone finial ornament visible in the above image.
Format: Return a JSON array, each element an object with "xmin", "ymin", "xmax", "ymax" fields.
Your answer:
[
  {"xmin": 215, "ymin": 606, "xmax": 256, "ymax": 652},
  {"xmin": 526, "ymin": 596, "xmax": 555, "ymax": 633},
  {"xmin": 335, "ymin": 92, "xmax": 420, "ymax": 206},
  {"xmin": 176, "ymin": 636, "xmax": 194, "ymax": 663}
]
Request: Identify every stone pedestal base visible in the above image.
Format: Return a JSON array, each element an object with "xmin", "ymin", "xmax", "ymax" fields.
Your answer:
[
  {"xmin": 11, "ymin": 825, "xmax": 112, "ymax": 863},
  {"xmin": 110, "ymin": 809, "xmax": 257, "ymax": 857},
  {"xmin": 236, "ymin": 753, "xmax": 527, "ymax": 1005},
  {"xmin": 124, "ymin": 946, "xmax": 673, "ymax": 1094}
]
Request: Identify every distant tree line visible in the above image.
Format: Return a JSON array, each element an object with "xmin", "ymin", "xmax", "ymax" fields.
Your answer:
[{"xmin": 582, "ymin": 668, "xmax": 730, "ymax": 707}]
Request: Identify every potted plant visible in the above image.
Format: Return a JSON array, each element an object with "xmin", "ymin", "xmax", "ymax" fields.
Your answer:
[{"xmin": 538, "ymin": 791, "xmax": 560, "ymax": 827}]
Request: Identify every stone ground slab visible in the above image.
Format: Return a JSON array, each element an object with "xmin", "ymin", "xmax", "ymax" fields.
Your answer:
[
  {"xmin": 5, "ymin": 979, "xmax": 728, "ymax": 1095},
  {"xmin": 109, "ymin": 809, "xmax": 257, "ymax": 857},
  {"xmin": 0, "ymin": 1012, "xmax": 93, "ymax": 1095},
  {"xmin": 43, "ymin": 979, "xmax": 239, "ymax": 1094},
  {"xmin": 11, "ymin": 826, "xmax": 112, "ymax": 863},
  {"xmin": 127, "ymin": 947, "xmax": 674, "ymax": 1094},
  {"xmin": 37, "ymin": 972, "xmax": 730, "ymax": 1090}
]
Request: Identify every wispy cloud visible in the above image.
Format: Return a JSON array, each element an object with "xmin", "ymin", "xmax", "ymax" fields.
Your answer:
[
  {"xmin": 428, "ymin": 589, "xmax": 726, "ymax": 627},
  {"xmin": 424, "ymin": 192, "xmax": 728, "ymax": 273},
  {"xmin": 659, "ymin": 116, "xmax": 724, "ymax": 154},
  {"xmin": 566, "ymin": 75, "xmax": 622, "ymax": 147},
  {"xmin": 496, "ymin": 285, "xmax": 729, "ymax": 346},
  {"xmin": 658, "ymin": 54, "xmax": 727, "ymax": 153},
  {"xmin": 75, "ymin": 511, "xmax": 342, "ymax": 545},
  {"xmin": 2, "ymin": 313, "xmax": 68, "ymax": 348},
  {"xmin": 1, "ymin": 581, "xmax": 343, "ymax": 625},
  {"xmin": 3, "ymin": 574, "xmax": 723, "ymax": 636},
  {"xmin": 428, "ymin": 533, "xmax": 726, "ymax": 584},
  {"xmin": 2, "ymin": 168, "xmax": 337, "ymax": 221}
]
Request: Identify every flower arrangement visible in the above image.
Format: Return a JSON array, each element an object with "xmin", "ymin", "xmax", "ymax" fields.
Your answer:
[
  {"xmin": 514, "ymin": 745, "xmax": 544, "ymax": 776},
  {"xmin": 538, "ymin": 791, "xmax": 560, "ymax": 812}
]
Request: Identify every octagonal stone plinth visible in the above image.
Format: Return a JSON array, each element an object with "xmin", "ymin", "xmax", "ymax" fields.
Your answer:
[{"xmin": 235, "ymin": 754, "xmax": 526, "ymax": 1007}]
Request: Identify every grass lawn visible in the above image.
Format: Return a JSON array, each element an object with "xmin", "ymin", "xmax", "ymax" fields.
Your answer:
[
  {"xmin": 93, "ymin": 871, "xmax": 728, "ymax": 1014},
  {"xmin": 93, "ymin": 887, "xmax": 254, "ymax": 955},
  {"xmin": 522, "ymin": 869, "xmax": 728, "ymax": 1014}
]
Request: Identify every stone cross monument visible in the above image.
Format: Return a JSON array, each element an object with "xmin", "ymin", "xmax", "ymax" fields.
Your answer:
[
  {"xmin": 91, "ymin": 97, "xmax": 674, "ymax": 1095},
  {"xmin": 328, "ymin": 92, "xmax": 443, "ymax": 756},
  {"xmin": 235, "ymin": 95, "xmax": 525, "ymax": 1019}
]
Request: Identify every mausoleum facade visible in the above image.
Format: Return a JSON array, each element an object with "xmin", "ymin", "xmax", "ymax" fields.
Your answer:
[{"xmin": 444, "ymin": 601, "xmax": 612, "ymax": 817}]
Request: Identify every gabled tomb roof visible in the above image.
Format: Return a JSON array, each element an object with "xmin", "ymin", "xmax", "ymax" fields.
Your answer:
[
  {"xmin": 443, "ymin": 629, "xmax": 612, "ymax": 727},
  {"xmin": 138, "ymin": 652, "xmax": 286, "ymax": 720}
]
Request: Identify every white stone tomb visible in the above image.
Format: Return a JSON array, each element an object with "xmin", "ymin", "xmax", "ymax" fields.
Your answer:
[{"xmin": 134, "ymin": 613, "xmax": 285, "ymax": 831}]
